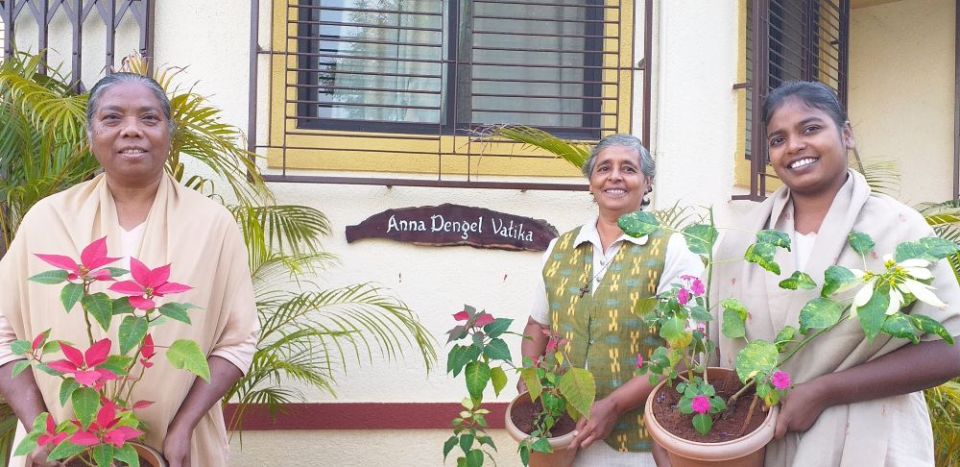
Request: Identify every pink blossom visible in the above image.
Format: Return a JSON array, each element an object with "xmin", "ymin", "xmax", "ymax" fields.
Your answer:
[
  {"xmin": 474, "ymin": 313, "xmax": 495, "ymax": 328},
  {"xmin": 139, "ymin": 334, "xmax": 155, "ymax": 369},
  {"xmin": 635, "ymin": 354, "xmax": 644, "ymax": 368},
  {"xmin": 771, "ymin": 371, "xmax": 791, "ymax": 391},
  {"xmin": 37, "ymin": 415, "xmax": 66, "ymax": 447},
  {"xmin": 677, "ymin": 288, "xmax": 691, "ymax": 306},
  {"xmin": 35, "ymin": 237, "xmax": 119, "ymax": 283},
  {"xmin": 691, "ymin": 395, "xmax": 711, "ymax": 415},
  {"xmin": 109, "ymin": 258, "xmax": 191, "ymax": 311},
  {"xmin": 47, "ymin": 339, "xmax": 117, "ymax": 388},
  {"xmin": 690, "ymin": 279, "xmax": 705, "ymax": 297},
  {"xmin": 69, "ymin": 400, "xmax": 143, "ymax": 448}
]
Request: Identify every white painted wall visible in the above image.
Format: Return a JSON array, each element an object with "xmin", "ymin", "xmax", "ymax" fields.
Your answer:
[{"xmin": 849, "ymin": 0, "xmax": 956, "ymax": 205}]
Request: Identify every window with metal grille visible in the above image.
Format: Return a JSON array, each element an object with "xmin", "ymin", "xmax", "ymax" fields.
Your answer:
[
  {"xmin": 294, "ymin": 0, "xmax": 606, "ymax": 139},
  {"xmin": 734, "ymin": 0, "xmax": 849, "ymax": 200},
  {"xmin": 256, "ymin": 0, "xmax": 645, "ymax": 188}
]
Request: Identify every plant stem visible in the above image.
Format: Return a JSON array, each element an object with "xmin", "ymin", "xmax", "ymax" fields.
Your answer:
[
  {"xmin": 737, "ymin": 395, "xmax": 760, "ymax": 437},
  {"xmin": 778, "ymin": 307, "xmax": 851, "ymax": 366},
  {"xmin": 726, "ymin": 379, "xmax": 756, "ymax": 407},
  {"xmin": 81, "ymin": 283, "xmax": 94, "ymax": 345}
]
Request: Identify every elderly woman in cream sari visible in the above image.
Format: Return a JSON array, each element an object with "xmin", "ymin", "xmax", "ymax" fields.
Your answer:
[
  {"xmin": 0, "ymin": 73, "xmax": 258, "ymax": 467},
  {"xmin": 710, "ymin": 81, "xmax": 960, "ymax": 466}
]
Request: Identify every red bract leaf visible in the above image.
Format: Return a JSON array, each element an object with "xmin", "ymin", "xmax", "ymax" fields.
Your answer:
[
  {"xmin": 154, "ymin": 281, "xmax": 191, "ymax": 296},
  {"xmin": 32, "ymin": 331, "xmax": 47, "ymax": 352},
  {"xmin": 133, "ymin": 400, "xmax": 153, "ymax": 410},
  {"xmin": 140, "ymin": 359, "xmax": 153, "ymax": 369},
  {"xmin": 141, "ymin": 335, "xmax": 155, "ymax": 359},
  {"xmin": 59, "ymin": 344, "xmax": 84, "ymax": 367},
  {"xmin": 108, "ymin": 281, "xmax": 144, "ymax": 296},
  {"xmin": 85, "ymin": 339, "xmax": 111, "ymax": 367},
  {"xmin": 130, "ymin": 258, "xmax": 151, "ymax": 287},
  {"xmin": 145, "ymin": 264, "xmax": 171, "ymax": 288},
  {"xmin": 96, "ymin": 402, "xmax": 116, "ymax": 429},
  {"xmin": 35, "ymin": 254, "xmax": 79, "ymax": 273},
  {"xmin": 80, "ymin": 237, "xmax": 119, "ymax": 270},
  {"xmin": 70, "ymin": 431, "xmax": 100, "ymax": 447},
  {"xmin": 104, "ymin": 427, "xmax": 142, "ymax": 448},
  {"xmin": 45, "ymin": 415, "xmax": 56, "ymax": 434},
  {"xmin": 452, "ymin": 310, "xmax": 469, "ymax": 321},
  {"xmin": 47, "ymin": 360, "xmax": 78, "ymax": 374},
  {"xmin": 128, "ymin": 296, "xmax": 155, "ymax": 311},
  {"xmin": 89, "ymin": 269, "xmax": 114, "ymax": 281},
  {"xmin": 474, "ymin": 314, "xmax": 495, "ymax": 328},
  {"xmin": 74, "ymin": 370, "xmax": 101, "ymax": 387}
]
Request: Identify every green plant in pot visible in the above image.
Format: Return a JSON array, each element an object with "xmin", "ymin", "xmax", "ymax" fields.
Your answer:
[
  {"xmin": 443, "ymin": 305, "xmax": 595, "ymax": 467},
  {"xmin": 620, "ymin": 210, "xmax": 958, "ymax": 466}
]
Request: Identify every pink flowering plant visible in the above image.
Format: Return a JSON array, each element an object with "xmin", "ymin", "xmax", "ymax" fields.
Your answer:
[
  {"xmin": 620, "ymin": 211, "xmax": 957, "ymax": 437},
  {"xmin": 443, "ymin": 305, "xmax": 595, "ymax": 467},
  {"xmin": 11, "ymin": 237, "xmax": 210, "ymax": 465}
]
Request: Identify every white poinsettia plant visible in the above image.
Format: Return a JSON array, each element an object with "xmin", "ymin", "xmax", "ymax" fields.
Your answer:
[{"xmin": 618, "ymin": 211, "xmax": 957, "ymax": 436}]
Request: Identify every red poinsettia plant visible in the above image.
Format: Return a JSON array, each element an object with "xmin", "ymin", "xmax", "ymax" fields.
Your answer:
[{"xmin": 11, "ymin": 237, "xmax": 209, "ymax": 466}]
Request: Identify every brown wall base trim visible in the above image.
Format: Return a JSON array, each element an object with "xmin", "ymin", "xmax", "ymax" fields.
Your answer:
[{"xmin": 224, "ymin": 402, "xmax": 510, "ymax": 431}]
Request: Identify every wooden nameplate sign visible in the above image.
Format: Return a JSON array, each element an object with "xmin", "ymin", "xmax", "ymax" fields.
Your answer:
[{"xmin": 345, "ymin": 204, "xmax": 559, "ymax": 252}]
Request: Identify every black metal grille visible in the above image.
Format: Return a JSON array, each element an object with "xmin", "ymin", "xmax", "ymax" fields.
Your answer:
[
  {"xmin": 735, "ymin": 0, "xmax": 849, "ymax": 201},
  {"xmin": 0, "ymin": 0, "xmax": 154, "ymax": 90},
  {"xmin": 253, "ymin": 0, "xmax": 650, "ymax": 190}
]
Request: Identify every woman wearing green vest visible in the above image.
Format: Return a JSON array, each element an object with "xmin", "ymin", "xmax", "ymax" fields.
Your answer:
[{"xmin": 521, "ymin": 134, "xmax": 702, "ymax": 466}]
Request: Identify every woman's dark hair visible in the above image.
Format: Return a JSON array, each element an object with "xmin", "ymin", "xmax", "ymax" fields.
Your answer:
[
  {"xmin": 86, "ymin": 72, "xmax": 174, "ymax": 134},
  {"xmin": 762, "ymin": 81, "xmax": 847, "ymax": 129}
]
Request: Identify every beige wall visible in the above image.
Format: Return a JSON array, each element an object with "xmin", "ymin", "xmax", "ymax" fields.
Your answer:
[{"xmin": 849, "ymin": 0, "xmax": 956, "ymax": 204}]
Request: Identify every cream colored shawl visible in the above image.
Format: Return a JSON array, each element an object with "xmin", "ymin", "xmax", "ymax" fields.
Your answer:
[
  {"xmin": 0, "ymin": 173, "xmax": 258, "ymax": 466},
  {"xmin": 710, "ymin": 170, "xmax": 960, "ymax": 467}
]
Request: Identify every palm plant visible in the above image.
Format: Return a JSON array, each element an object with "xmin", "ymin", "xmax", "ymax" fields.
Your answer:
[{"xmin": 0, "ymin": 51, "xmax": 436, "ymax": 459}]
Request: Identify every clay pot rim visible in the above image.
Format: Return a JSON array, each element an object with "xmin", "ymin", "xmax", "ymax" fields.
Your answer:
[
  {"xmin": 644, "ymin": 367, "xmax": 778, "ymax": 461},
  {"xmin": 504, "ymin": 391, "xmax": 577, "ymax": 449}
]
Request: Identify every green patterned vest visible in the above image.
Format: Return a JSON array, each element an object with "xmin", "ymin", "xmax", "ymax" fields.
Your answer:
[{"xmin": 543, "ymin": 226, "xmax": 667, "ymax": 452}]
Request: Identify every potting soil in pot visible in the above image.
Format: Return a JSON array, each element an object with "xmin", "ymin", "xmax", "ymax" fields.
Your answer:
[
  {"xmin": 651, "ymin": 377, "xmax": 767, "ymax": 443},
  {"xmin": 510, "ymin": 393, "xmax": 577, "ymax": 437}
]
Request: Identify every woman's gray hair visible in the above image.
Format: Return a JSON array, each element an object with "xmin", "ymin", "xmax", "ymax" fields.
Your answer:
[
  {"xmin": 581, "ymin": 134, "xmax": 655, "ymax": 180},
  {"xmin": 86, "ymin": 72, "xmax": 174, "ymax": 135}
]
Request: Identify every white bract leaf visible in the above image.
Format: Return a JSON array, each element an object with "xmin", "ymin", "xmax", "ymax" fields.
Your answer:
[
  {"xmin": 885, "ymin": 288, "xmax": 903, "ymax": 316},
  {"xmin": 898, "ymin": 258, "xmax": 930, "ymax": 269},
  {"xmin": 902, "ymin": 266, "xmax": 932, "ymax": 281},
  {"xmin": 902, "ymin": 279, "xmax": 947, "ymax": 309},
  {"xmin": 852, "ymin": 278, "xmax": 877, "ymax": 316}
]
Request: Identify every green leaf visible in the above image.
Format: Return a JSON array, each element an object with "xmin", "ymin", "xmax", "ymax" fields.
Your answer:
[
  {"xmin": 530, "ymin": 437, "xmax": 553, "ymax": 453},
  {"xmin": 894, "ymin": 241, "xmax": 926, "ymax": 262},
  {"xmin": 881, "ymin": 313, "xmax": 919, "ymax": 344},
  {"xmin": 477, "ymin": 435, "xmax": 496, "ymax": 449},
  {"xmin": 11, "ymin": 360, "xmax": 30, "ymax": 377},
  {"xmin": 847, "ymin": 232, "xmax": 876, "ymax": 256},
  {"xmin": 521, "ymin": 367, "xmax": 542, "ymax": 401},
  {"xmin": 93, "ymin": 444, "xmax": 115, "ymax": 467},
  {"xmin": 822, "ymin": 265, "xmax": 858, "ymax": 297},
  {"xmin": 13, "ymin": 435, "xmax": 38, "ymax": 457},
  {"xmin": 112, "ymin": 297, "xmax": 134, "ymax": 316},
  {"xmin": 157, "ymin": 303, "xmax": 192, "ymax": 325},
  {"xmin": 682, "ymin": 224, "xmax": 719, "ymax": 256},
  {"xmin": 81, "ymin": 292, "xmax": 114, "ymax": 331},
  {"xmin": 690, "ymin": 304, "xmax": 712, "ymax": 323},
  {"xmin": 618, "ymin": 211, "xmax": 660, "ymax": 237},
  {"xmin": 660, "ymin": 316, "xmax": 692, "ymax": 348},
  {"xmin": 60, "ymin": 282, "xmax": 84, "ymax": 312},
  {"xmin": 119, "ymin": 316, "xmax": 149, "ymax": 355},
  {"xmin": 167, "ymin": 340, "xmax": 211, "ymax": 382},
  {"xmin": 483, "ymin": 318, "xmax": 512, "ymax": 338},
  {"xmin": 856, "ymin": 285, "xmax": 890, "ymax": 342},
  {"xmin": 744, "ymin": 242, "xmax": 781, "ymax": 275},
  {"xmin": 59, "ymin": 378, "xmax": 80, "ymax": 406},
  {"xmin": 558, "ymin": 367, "xmax": 595, "ymax": 419},
  {"xmin": 100, "ymin": 355, "xmax": 133, "ymax": 377},
  {"xmin": 692, "ymin": 413, "xmax": 713, "ymax": 435},
  {"xmin": 774, "ymin": 326, "xmax": 797, "ymax": 351},
  {"xmin": 721, "ymin": 299, "xmax": 748, "ymax": 339},
  {"xmin": 483, "ymin": 338, "xmax": 511, "ymax": 362},
  {"xmin": 115, "ymin": 444, "xmax": 141, "ymax": 467},
  {"xmin": 779, "ymin": 271, "xmax": 817, "ymax": 290},
  {"xmin": 41, "ymin": 340, "xmax": 61, "ymax": 355},
  {"xmin": 442, "ymin": 435, "xmax": 458, "ymax": 460},
  {"xmin": 798, "ymin": 297, "xmax": 843, "ymax": 334},
  {"xmin": 106, "ymin": 267, "xmax": 130, "ymax": 279},
  {"xmin": 459, "ymin": 433, "xmax": 475, "ymax": 453},
  {"xmin": 911, "ymin": 314, "xmax": 956, "ymax": 345},
  {"xmin": 10, "ymin": 339, "xmax": 30, "ymax": 356},
  {"xmin": 920, "ymin": 237, "xmax": 959, "ymax": 260},
  {"xmin": 447, "ymin": 345, "xmax": 471, "ymax": 377},
  {"xmin": 465, "ymin": 449, "xmax": 484, "ymax": 467},
  {"xmin": 48, "ymin": 440, "xmax": 86, "ymax": 461},
  {"xmin": 464, "ymin": 361, "xmax": 491, "ymax": 401},
  {"xmin": 756, "ymin": 230, "xmax": 791, "ymax": 249},
  {"xmin": 28, "ymin": 270, "xmax": 69, "ymax": 284},
  {"xmin": 490, "ymin": 366, "xmax": 508, "ymax": 396},
  {"xmin": 735, "ymin": 341, "xmax": 778, "ymax": 383},
  {"xmin": 519, "ymin": 444, "xmax": 530, "ymax": 466},
  {"xmin": 72, "ymin": 387, "xmax": 100, "ymax": 429}
]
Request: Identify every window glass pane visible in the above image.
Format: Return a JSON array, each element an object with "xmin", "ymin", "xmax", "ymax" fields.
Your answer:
[
  {"xmin": 470, "ymin": 0, "xmax": 602, "ymax": 130},
  {"xmin": 298, "ymin": 0, "xmax": 445, "ymax": 124}
]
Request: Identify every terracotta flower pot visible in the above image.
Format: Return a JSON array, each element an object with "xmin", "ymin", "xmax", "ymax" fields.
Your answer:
[
  {"xmin": 644, "ymin": 367, "xmax": 778, "ymax": 467},
  {"xmin": 504, "ymin": 392, "xmax": 578, "ymax": 467}
]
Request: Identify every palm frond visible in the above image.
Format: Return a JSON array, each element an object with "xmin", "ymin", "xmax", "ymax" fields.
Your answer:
[
  {"xmin": 853, "ymin": 157, "xmax": 900, "ymax": 197},
  {"xmin": 926, "ymin": 379, "xmax": 960, "ymax": 466},
  {"xmin": 653, "ymin": 202, "xmax": 700, "ymax": 231},
  {"xmin": 231, "ymin": 205, "xmax": 332, "ymax": 262},
  {"xmin": 481, "ymin": 124, "xmax": 591, "ymax": 170}
]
